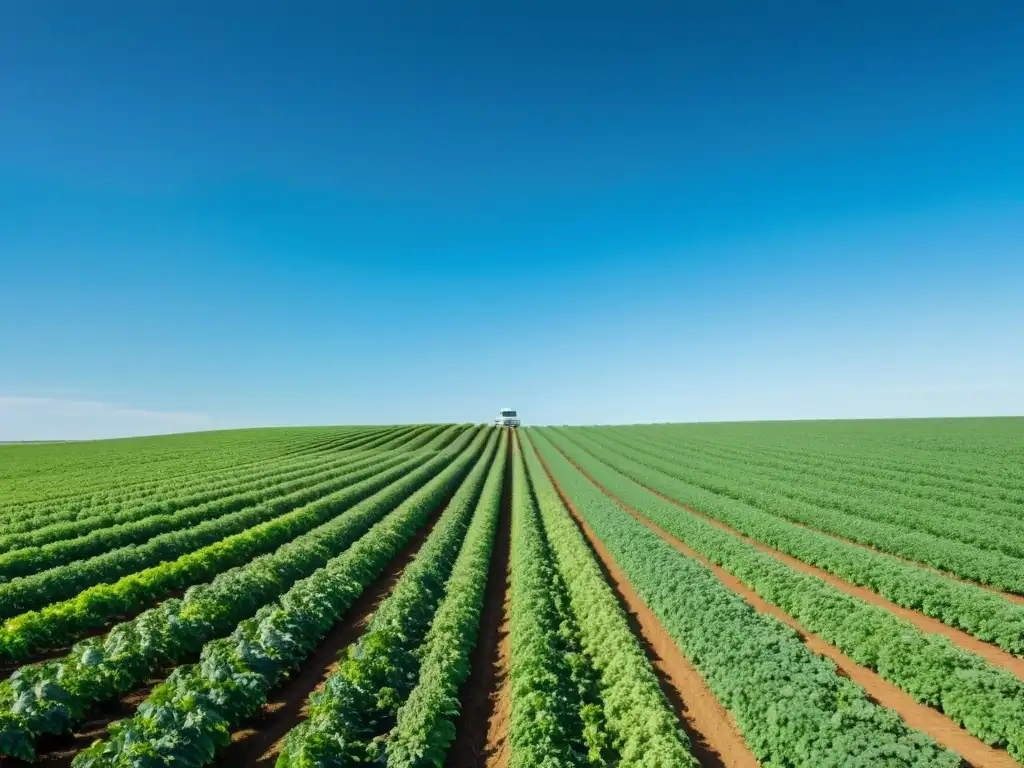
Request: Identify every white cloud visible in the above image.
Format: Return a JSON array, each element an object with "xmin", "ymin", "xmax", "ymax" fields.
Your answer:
[{"xmin": 0, "ymin": 396, "xmax": 213, "ymax": 441}]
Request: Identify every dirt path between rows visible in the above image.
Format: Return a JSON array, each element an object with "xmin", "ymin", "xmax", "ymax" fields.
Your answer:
[
  {"xmin": 533, "ymin": 449, "xmax": 757, "ymax": 768},
  {"xmin": 212, "ymin": 495, "xmax": 454, "ymax": 768},
  {"xmin": 0, "ymin": 589, "xmax": 189, "ymax": 681},
  {"xmin": 446, "ymin": 429, "xmax": 512, "ymax": 768},
  {"xmin": 624, "ymin": 481, "xmax": 1024, "ymax": 679},
  {"xmin": 754, "ymin": 509, "xmax": 1024, "ymax": 606},
  {"xmin": 557, "ymin": 450, "xmax": 1018, "ymax": 768},
  {"xmin": 8, "ymin": 679, "xmax": 162, "ymax": 768},
  {"xmin": 586, "ymin": 437, "xmax": 1024, "ymax": 606}
]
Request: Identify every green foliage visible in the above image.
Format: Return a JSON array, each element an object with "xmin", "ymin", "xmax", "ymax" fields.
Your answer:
[
  {"xmin": 507, "ymin": 435, "xmax": 606, "ymax": 768},
  {"xmin": 386, "ymin": 438, "xmax": 507, "ymax": 767},
  {"xmin": 0, "ymin": 453, "xmax": 430, "ymax": 662},
  {"xmin": 69, "ymin": 429, "xmax": 489, "ymax": 768},
  {"xmin": 530, "ymin": 429, "xmax": 962, "ymax": 768},
  {"xmin": 554, "ymin": 426, "xmax": 1024, "ymax": 655},
  {"xmin": 0, "ymin": 449, "xmax": 394, "ymax": 583},
  {"xmin": 541, "ymin": 427, "xmax": 1024, "ymax": 761},
  {"xmin": 559, "ymin": 426, "xmax": 1024, "ymax": 592},
  {"xmin": 0, "ymin": 434, "xmax": 482, "ymax": 760},
  {"xmin": 277, "ymin": 429, "xmax": 501, "ymax": 765},
  {"xmin": 519, "ymin": 431, "xmax": 697, "ymax": 768}
]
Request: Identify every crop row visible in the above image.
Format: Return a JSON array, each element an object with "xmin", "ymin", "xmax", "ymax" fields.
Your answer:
[
  {"xmin": 0, "ymin": 426, "xmax": 380, "ymax": 512},
  {"xmin": 0, "ymin": 424, "xmax": 422, "ymax": 519},
  {"xmin": 0, "ymin": 449, "xmax": 439, "ymax": 661},
  {"xmin": 604, "ymin": 427, "xmax": 1024, "ymax": 549},
  {"xmin": 507, "ymin": 432, "xmax": 610, "ymax": 767},
  {"xmin": 519, "ymin": 431, "xmax": 696, "ymax": 767},
  {"xmin": 278, "ymin": 428, "xmax": 502, "ymax": 764},
  {"xmin": 0, "ymin": 449, "xmax": 400, "ymax": 580},
  {"xmin": 0, "ymin": 452, "xmax": 419, "ymax": 620},
  {"xmin": 648, "ymin": 427, "xmax": 1024, "ymax": 511},
  {"xmin": 530, "ymin": 429, "xmax": 962, "ymax": 768},
  {"xmin": 0, "ymin": 428, "xmax": 399, "ymax": 535},
  {"xmin": 543, "ymin": 428, "xmax": 1024, "ymax": 653},
  {"xmin": 71, "ymin": 427, "xmax": 489, "ymax": 766},
  {"xmin": 633, "ymin": 424, "xmax": 1024, "ymax": 505},
  {"xmin": 0, "ymin": 428, "xmax": 487, "ymax": 760},
  {"xmin": 553, "ymin": 428, "xmax": 1024, "ymax": 593},
  {"xmin": 0, "ymin": 442, "xmax": 362, "ymax": 540},
  {"xmin": 385, "ymin": 436, "xmax": 507, "ymax": 767},
  {"xmin": 541, "ymin": 429, "xmax": 1024, "ymax": 762}
]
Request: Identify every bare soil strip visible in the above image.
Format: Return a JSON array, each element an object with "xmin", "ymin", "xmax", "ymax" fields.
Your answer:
[
  {"xmin": 588, "ymin": 441, "xmax": 1024, "ymax": 606},
  {"xmin": 534, "ymin": 449, "xmax": 757, "ymax": 768},
  {"xmin": 446, "ymin": 430, "xmax": 512, "ymax": 768},
  {"xmin": 621, "ymin": 482, "xmax": 1024, "ymax": 678},
  {"xmin": 561, "ymin": 451, "xmax": 1018, "ymax": 768},
  {"xmin": 760, "ymin": 510, "xmax": 1024, "ymax": 606},
  {"xmin": 213, "ymin": 495, "xmax": 453, "ymax": 768}
]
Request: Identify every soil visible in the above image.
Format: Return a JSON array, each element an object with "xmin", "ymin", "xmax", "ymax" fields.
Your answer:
[
  {"xmin": 628, "ymin": 483, "xmax": 1024, "ymax": 679},
  {"xmin": 0, "ymin": 590, "xmax": 189, "ymax": 681},
  {"xmin": 533, "ymin": 448, "xmax": 758, "ymax": 768},
  {"xmin": 558, "ymin": 448, "xmax": 1019, "ymax": 768},
  {"xmin": 213, "ymin": 493, "xmax": 455, "ymax": 768},
  {"xmin": 446, "ymin": 429, "xmax": 513, "ymax": 768},
  {"xmin": 5, "ymin": 680, "xmax": 162, "ymax": 768}
]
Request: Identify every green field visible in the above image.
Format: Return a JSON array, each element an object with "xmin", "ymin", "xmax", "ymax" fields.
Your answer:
[{"xmin": 0, "ymin": 418, "xmax": 1020, "ymax": 767}]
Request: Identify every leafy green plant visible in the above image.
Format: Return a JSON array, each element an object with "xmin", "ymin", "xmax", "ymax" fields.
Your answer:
[
  {"xmin": 0, "ymin": 433, "xmax": 483, "ymax": 760},
  {"xmin": 519, "ymin": 431, "xmax": 697, "ymax": 768},
  {"xmin": 69, "ymin": 429, "xmax": 489, "ymax": 768},
  {"xmin": 277, "ymin": 429, "xmax": 502, "ymax": 765},
  {"xmin": 551, "ymin": 427, "xmax": 1024, "ymax": 654},
  {"xmin": 531, "ymin": 429, "xmax": 961, "ymax": 768}
]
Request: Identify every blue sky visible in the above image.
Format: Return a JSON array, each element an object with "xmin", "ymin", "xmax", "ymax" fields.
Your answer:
[{"xmin": 2, "ymin": 2, "xmax": 1022, "ymax": 439}]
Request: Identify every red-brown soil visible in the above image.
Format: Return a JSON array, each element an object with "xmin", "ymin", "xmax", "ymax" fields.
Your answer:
[
  {"xmin": 558, "ymin": 449, "xmax": 1019, "ymax": 768},
  {"xmin": 534, "ymin": 448, "xmax": 758, "ymax": 768},
  {"xmin": 213, "ymin": 495, "xmax": 453, "ymax": 767},
  {"xmin": 628, "ymin": 482, "xmax": 1024, "ymax": 679},
  {"xmin": 446, "ymin": 429, "xmax": 512, "ymax": 768}
]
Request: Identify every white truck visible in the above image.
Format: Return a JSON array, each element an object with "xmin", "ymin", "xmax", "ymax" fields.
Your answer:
[{"xmin": 494, "ymin": 408, "xmax": 521, "ymax": 428}]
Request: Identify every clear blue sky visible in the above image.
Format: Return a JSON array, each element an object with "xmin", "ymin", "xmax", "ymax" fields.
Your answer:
[{"xmin": 2, "ymin": 2, "xmax": 1022, "ymax": 439}]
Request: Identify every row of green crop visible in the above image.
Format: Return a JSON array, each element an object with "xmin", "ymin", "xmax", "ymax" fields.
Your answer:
[
  {"xmin": 70, "ymin": 427, "xmax": 489, "ymax": 767},
  {"xmin": 608, "ymin": 427, "xmax": 1024, "ymax": 540},
  {"xmin": 541, "ymin": 429, "xmax": 1024, "ymax": 762},
  {"xmin": 529, "ymin": 429, "xmax": 963, "ymax": 768},
  {"xmin": 508, "ymin": 432, "xmax": 611, "ymax": 767},
  {"xmin": 0, "ymin": 429, "xmax": 487, "ymax": 761},
  {"xmin": 633, "ymin": 422, "xmax": 1024, "ymax": 505},
  {"xmin": 277, "ymin": 429, "xmax": 502, "ymax": 765},
  {"xmin": 385, "ymin": 437, "xmax": 507, "ymax": 767},
  {"xmin": 399, "ymin": 423, "xmax": 467, "ymax": 451},
  {"xmin": 547, "ymin": 427, "xmax": 1024, "ymax": 653},
  {"xmin": 0, "ymin": 450, "xmax": 440, "ymax": 661},
  {"xmin": 0, "ymin": 452, "xmax": 419, "ymax": 620},
  {"xmin": 0, "ymin": 448, "xmax": 397, "ymax": 580},
  {"xmin": 0, "ymin": 425, "xmax": 417, "ymax": 522},
  {"xmin": 584, "ymin": 426, "xmax": 1024, "ymax": 576},
  {"xmin": 0, "ymin": 426, "xmax": 380, "ymax": 511},
  {"xmin": 641, "ymin": 425, "xmax": 1024, "ymax": 509},
  {"xmin": 555, "ymin": 428, "xmax": 1024, "ymax": 593},
  {"xmin": 0, "ymin": 428, "xmax": 398, "ymax": 536},
  {"xmin": 519, "ymin": 432, "xmax": 697, "ymax": 768},
  {"xmin": 0, "ymin": 442, "xmax": 354, "ymax": 540},
  {"xmin": 0, "ymin": 428, "xmax": 324, "ymax": 503}
]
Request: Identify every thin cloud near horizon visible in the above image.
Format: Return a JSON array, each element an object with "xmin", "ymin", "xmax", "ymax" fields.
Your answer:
[{"xmin": 0, "ymin": 396, "xmax": 212, "ymax": 442}]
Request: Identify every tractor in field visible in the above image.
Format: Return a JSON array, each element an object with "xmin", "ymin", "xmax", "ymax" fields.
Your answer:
[{"xmin": 495, "ymin": 408, "xmax": 521, "ymax": 427}]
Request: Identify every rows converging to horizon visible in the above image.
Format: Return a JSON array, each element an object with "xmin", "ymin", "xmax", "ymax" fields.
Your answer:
[{"xmin": 0, "ymin": 418, "xmax": 1020, "ymax": 767}]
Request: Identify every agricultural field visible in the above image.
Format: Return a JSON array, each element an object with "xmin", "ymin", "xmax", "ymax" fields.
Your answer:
[{"xmin": 0, "ymin": 418, "xmax": 1021, "ymax": 767}]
